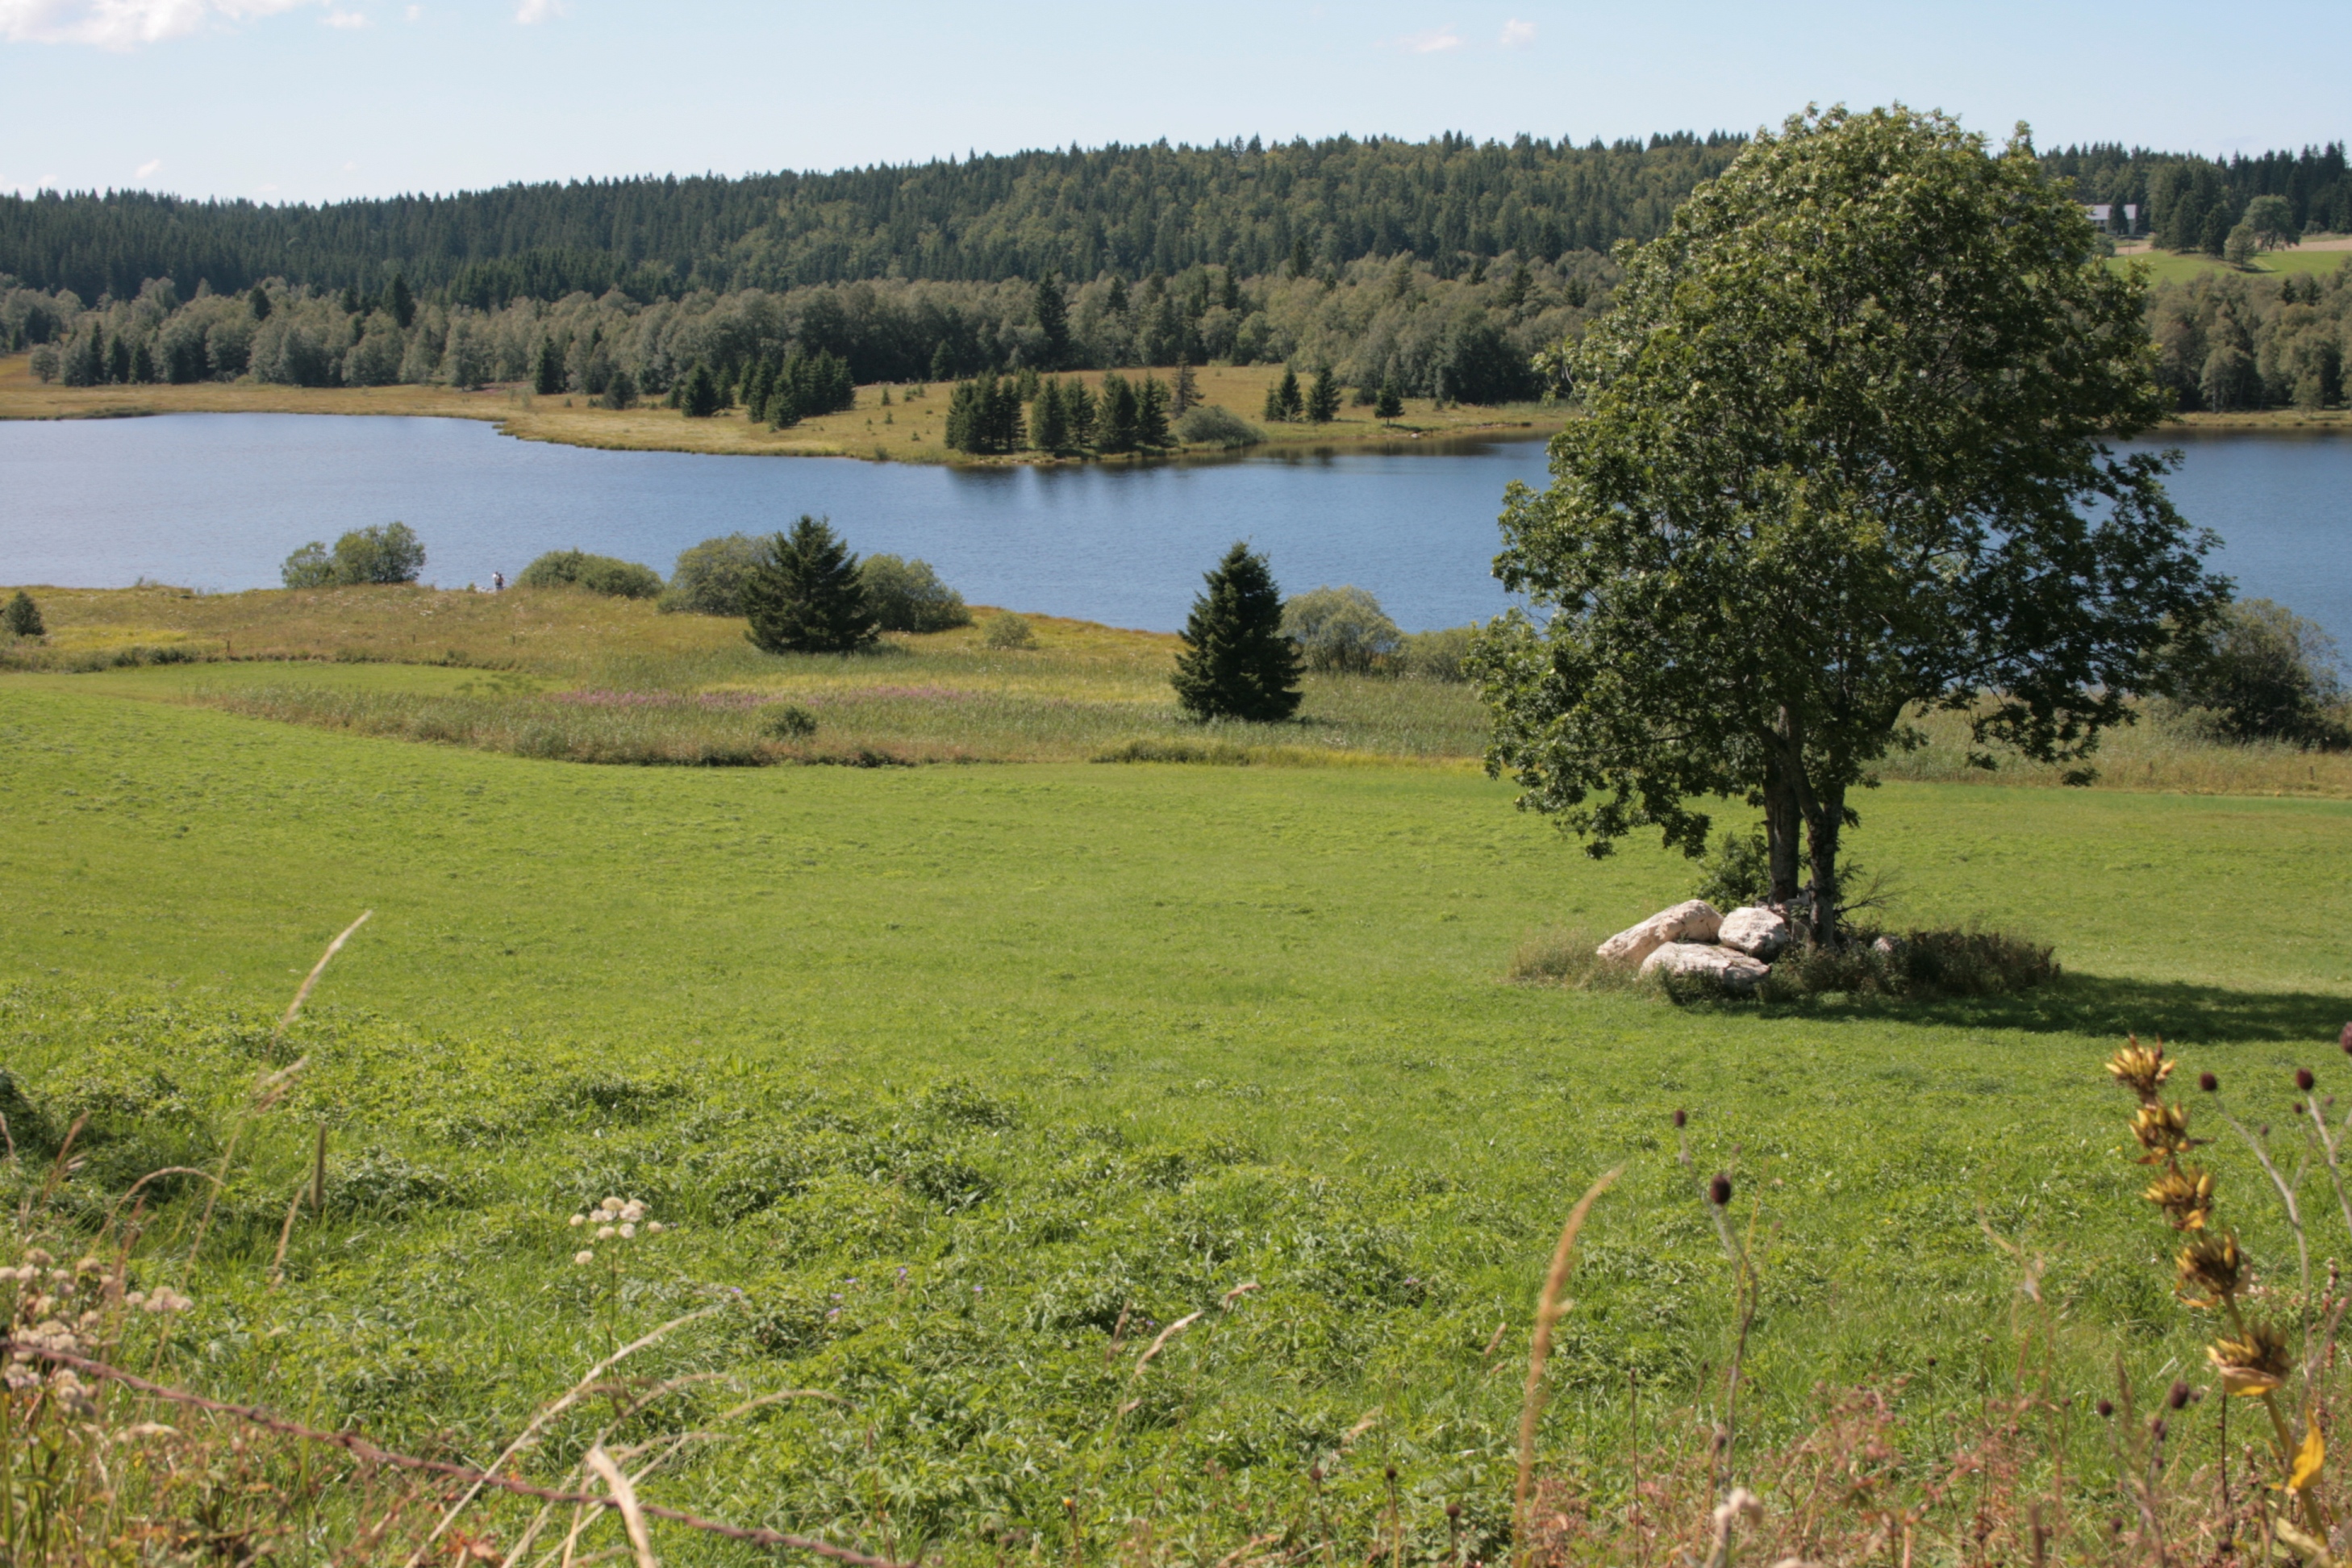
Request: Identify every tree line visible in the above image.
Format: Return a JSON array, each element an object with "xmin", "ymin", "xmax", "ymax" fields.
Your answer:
[{"xmin": 2044, "ymin": 141, "xmax": 2352, "ymax": 248}]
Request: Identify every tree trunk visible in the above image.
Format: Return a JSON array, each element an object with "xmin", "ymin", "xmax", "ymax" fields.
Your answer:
[
  {"xmin": 1761, "ymin": 753, "xmax": 1803, "ymax": 907},
  {"xmin": 1804, "ymin": 782, "xmax": 1845, "ymax": 949}
]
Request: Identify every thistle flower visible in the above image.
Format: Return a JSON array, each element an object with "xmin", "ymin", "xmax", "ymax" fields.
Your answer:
[
  {"xmin": 2108, "ymin": 1040, "xmax": 2173, "ymax": 1101},
  {"xmin": 2208, "ymin": 1320, "xmax": 2294, "ymax": 1397},
  {"xmin": 1709, "ymin": 1173, "xmax": 1733, "ymax": 1206},
  {"xmin": 2297, "ymin": 1068, "xmax": 2316, "ymax": 1092},
  {"xmin": 2177, "ymin": 1229, "xmax": 2244, "ymax": 1303},
  {"xmin": 2144, "ymin": 1166, "xmax": 2216, "ymax": 1230},
  {"xmin": 2200, "ymin": 1072, "xmax": 2219, "ymax": 1093},
  {"xmin": 2131, "ymin": 1100, "xmax": 2196, "ymax": 1163},
  {"xmin": 595, "ymin": 1225, "xmax": 615, "ymax": 1240}
]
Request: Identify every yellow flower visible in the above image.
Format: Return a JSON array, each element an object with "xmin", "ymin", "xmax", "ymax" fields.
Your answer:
[
  {"xmin": 2108, "ymin": 1040, "xmax": 2174, "ymax": 1101},
  {"xmin": 2176, "ymin": 1230, "xmax": 2244, "ymax": 1304},
  {"xmin": 2144, "ymin": 1166, "xmax": 2216, "ymax": 1230},
  {"xmin": 2208, "ymin": 1321, "xmax": 2293, "ymax": 1396},
  {"xmin": 2131, "ymin": 1100, "xmax": 2196, "ymax": 1163}
]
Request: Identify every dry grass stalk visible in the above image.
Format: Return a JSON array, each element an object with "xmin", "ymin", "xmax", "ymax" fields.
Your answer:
[
  {"xmin": 1514, "ymin": 1166, "xmax": 1624, "ymax": 1559},
  {"xmin": 582, "ymin": 1445, "xmax": 658, "ymax": 1568}
]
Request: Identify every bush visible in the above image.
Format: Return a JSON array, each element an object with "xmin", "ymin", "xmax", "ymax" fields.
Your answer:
[
  {"xmin": 759, "ymin": 704, "xmax": 817, "ymax": 739},
  {"xmin": 984, "ymin": 611, "xmax": 1037, "ymax": 649},
  {"xmin": 1282, "ymin": 586, "xmax": 1403, "ymax": 673},
  {"xmin": 661, "ymin": 534, "xmax": 765, "ymax": 615},
  {"xmin": 1750, "ymin": 927, "xmax": 2058, "ymax": 1003},
  {"xmin": 861, "ymin": 554, "xmax": 972, "ymax": 632},
  {"xmin": 1694, "ymin": 828, "xmax": 1772, "ymax": 910},
  {"xmin": 2, "ymin": 590, "xmax": 44, "ymax": 639},
  {"xmin": 2167, "ymin": 598, "xmax": 2348, "ymax": 748},
  {"xmin": 517, "ymin": 549, "xmax": 664, "ymax": 599},
  {"xmin": 1176, "ymin": 404, "xmax": 1264, "ymax": 448},
  {"xmin": 1399, "ymin": 623, "xmax": 1476, "ymax": 681},
  {"xmin": 281, "ymin": 523, "xmax": 426, "ymax": 588}
]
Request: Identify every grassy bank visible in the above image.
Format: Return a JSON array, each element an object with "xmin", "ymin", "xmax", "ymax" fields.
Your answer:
[
  {"xmin": 0, "ymin": 352, "xmax": 1561, "ymax": 464},
  {"xmin": 2, "ymin": 671, "xmax": 2350, "ymax": 1560}
]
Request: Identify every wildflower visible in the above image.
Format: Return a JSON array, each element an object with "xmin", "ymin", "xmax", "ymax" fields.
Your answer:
[
  {"xmin": 619, "ymin": 1224, "xmax": 635, "ymax": 1238},
  {"xmin": 1673, "ymin": 1108, "xmax": 1687, "ymax": 1128},
  {"xmin": 2297, "ymin": 1068, "xmax": 2317, "ymax": 1092},
  {"xmin": 2176, "ymin": 1230, "xmax": 2244, "ymax": 1303},
  {"xmin": 645, "ymin": 1221, "xmax": 664, "ymax": 1234},
  {"xmin": 2208, "ymin": 1321, "xmax": 2294, "ymax": 1396},
  {"xmin": 569, "ymin": 1214, "xmax": 585, "ymax": 1227},
  {"xmin": 2144, "ymin": 1166, "xmax": 2216, "ymax": 1230},
  {"xmin": 573, "ymin": 1249, "xmax": 594, "ymax": 1266},
  {"xmin": 140, "ymin": 1287, "xmax": 193, "ymax": 1315},
  {"xmin": 2168, "ymin": 1379, "xmax": 2193, "ymax": 1410},
  {"xmin": 2130, "ymin": 1100, "xmax": 2196, "ymax": 1163},
  {"xmin": 620, "ymin": 1200, "xmax": 646, "ymax": 1223},
  {"xmin": 2108, "ymin": 1040, "xmax": 2173, "ymax": 1100},
  {"xmin": 2200, "ymin": 1072, "xmax": 2219, "ymax": 1093},
  {"xmin": 596, "ymin": 1225, "xmax": 616, "ymax": 1240},
  {"xmin": 1709, "ymin": 1174, "xmax": 1733, "ymax": 1206},
  {"xmin": 2096, "ymin": 1399, "xmax": 2115, "ymax": 1418}
]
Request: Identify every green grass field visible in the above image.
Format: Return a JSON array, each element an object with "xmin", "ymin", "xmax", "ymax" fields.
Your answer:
[
  {"xmin": 5, "ymin": 646, "xmax": 2352, "ymax": 1559},
  {"xmin": 2108, "ymin": 241, "xmax": 2352, "ymax": 286}
]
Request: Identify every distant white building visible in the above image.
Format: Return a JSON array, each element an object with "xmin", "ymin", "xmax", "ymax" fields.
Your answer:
[{"xmin": 2084, "ymin": 202, "xmax": 2141, "ymax": 228}]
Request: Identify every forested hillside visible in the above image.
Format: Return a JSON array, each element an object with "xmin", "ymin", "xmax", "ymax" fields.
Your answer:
[{"xmin": 0, "ymin": 133, "xmax": 1741, "ymax": 305}]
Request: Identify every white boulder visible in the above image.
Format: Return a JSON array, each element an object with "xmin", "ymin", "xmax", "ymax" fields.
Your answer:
[
  {"xmin": 1640, "ymin": 942, "xmax": 1771, "ymax": 992},
  {"xmin": 1595, "ymin": 900, "xmax": 1724, "ymax": 966},
  {"xmin": 1718, "ymin": 906, "xmax": 1793, "ymax": 961}
]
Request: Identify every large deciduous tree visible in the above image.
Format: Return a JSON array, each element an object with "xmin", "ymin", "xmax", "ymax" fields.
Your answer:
[{"xmin": 1470, "ymin": 105, "xmax": 2228, "ymax": 946}]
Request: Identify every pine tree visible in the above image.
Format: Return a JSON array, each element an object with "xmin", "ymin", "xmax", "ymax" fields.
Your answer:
[
  {"xmin": 2, "ymin": 590, "xmax": 44, "ymax": 640},
  {"xmin": 1136, "ymin": 376, "xmax": 1171, "ymax": 448},
  {"xmin": 130, "ymin": 340, "xmax": 156, "ymax": 385},
  {"xmin": 1097, "ymin": 373, "xmax": 1139, "ymax": 452},
  {"xmin": 1171, "ymin": 357, "xmax": 1199, "ymax": 415},
  {"xmin": 1288, "ymin": 237, "xmax": 1312, "ymax": 278},
  {"xmin": 769, "ymin": 380, "xmax": 802, "ymax": 428},
  {"xmin": 1064, "ymin": 381, "xmax": 1098, "ymax": 448},
  {"xmin": 384, "ymin": 274, "xmax": 415, "ymax": 329},
  {"xmin": 745, "ymin": 357, "xmax": 776, "ymax": 423},
  {"xmin": 681, "ymin": 363, "xmax": 720, "ymax": 418},
  {"xmin": 743, "ymin": 515, "xmax": 879, "ymax": 655},
  {"xmin": 1171, "ymin": 543, "xmax": 1303, "ymax": 722},
  {"xmin": 1375, "ymin": 377, "xmax": 1404, "ymax": 419},
  {"xmin": 1305, "ymin": 366, "xmax": 1340, "ymax": 423},
  {"xmin": 339, "ymin": 284, "xmax": 362, "ymax": 315},
  {"xmin": 106, "ymin": 336, "xmax": 131, "ymax": 384},
  {"xmin": 248, "ymin": 285, "xmax": 272, "ymax": 321},
  {"xmin": 1032, "ymin": 379, "xmax": 1070, "ymax": 452},
  {"xmin": 534, "ymin": 338, "xmax": 565, "ymax": 395},
  {"xmin": 1033, "ymin": 273, "xmax": 1070, "ymax": 369},
  {"xmin": 1106, "ymin": 276, "xmax": 1129, "ymax": 315},
  {"xmin": 1276, "ymin": 366, "xmax": 1303, "ymax": 420},
  {"xmin": 1220, "ymin": 267, "xmax": 1241, "ymax": 311},
  {"xmin": 930, "ymin": 341, "xmax": 953, "ymax": 382}
]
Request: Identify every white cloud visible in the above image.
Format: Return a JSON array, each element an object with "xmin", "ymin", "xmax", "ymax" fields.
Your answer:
[
  {"xmin": 2, "ymin": 0, "xmax": 323, "ymax": 48},
  {"xmin": 513, "ymin": 0, "xmax": 561, "ymax": 20},
  {"xmin": 323, "ymin": 6, "xmax": 365, "ymax": 23},
  {"xmin": 401, "ymin": 2, "xmax": 415, "ymax": 15},
  {"xmin": 1499, "ymin": 18, "xmax": 1535, "ymax": 47},
  {"xmin": 1396, "ymin": 25, "xmax": 1461, "ymax": 53},
  {"xmin": 134, "ymin": 156, "xmax": 162, "ymax": 177}
]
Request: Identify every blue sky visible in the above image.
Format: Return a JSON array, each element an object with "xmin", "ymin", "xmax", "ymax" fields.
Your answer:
[{"xmin": 2, "ymin": 0, "xmax": 2347, "ymax": 203}]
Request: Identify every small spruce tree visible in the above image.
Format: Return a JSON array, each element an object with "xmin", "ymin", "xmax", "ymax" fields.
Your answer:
[
  {"xmin": 384, "ymin": 274, "xmax": 416, "ymax": 329},
  {"xmin": 1275, "ymin": 366, "xmax": 1303, "ymax": 420},
  {"xmin": 534, "ymin": 338, "xmax": 565, "ymax": 395},
  {"xmin": 1064, "ymin": 380, "xmax": 1098, "ymax": 448},
  {"xmin": 1171, "ymin": 542, "xmax": 1303, "ymax": 722},
  {"xmin": 1136, "ymin": 377, "xmax": 1172, "ymax": 448},
  {"xmin": 1374, "ymin": 377, "xmax": 1405, "ymax": 419},
  {"xmin": 1306, "ymin": 366, "xmax": 1340, "ymax": 423},
  {"xmin": 1098, "ymin": 373, "xmax": 1140, "ymax": 452},
  {"xmin": 743, "ymin": 515, "xmax": 880, "ymax": 655},
  {"xmin": 248, "ymin": 285, "xmax": 272, "ymax": 321},
  {"xmin": 680, "ymin": 364, "xmax": 720, "ymax": 418},
  {"xmin": 1033, "ymin": 273, "xmax": 1070, "ymax": 369},
  {"xmin": 3, "ymin": 590, "xmax": 44, "ymax": 639},
  {"xmin": 1032, "ymin": 379, "xmax": 1071, "ymax": 452},
  {"xmin": 1171, "ymin": 356, "xmax": 1199, "ymax": 415}
]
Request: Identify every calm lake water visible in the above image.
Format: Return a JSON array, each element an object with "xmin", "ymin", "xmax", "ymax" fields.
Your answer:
[{"xmin": 2, "ymin": 414, "xmax": 2347, "ymax": 641}]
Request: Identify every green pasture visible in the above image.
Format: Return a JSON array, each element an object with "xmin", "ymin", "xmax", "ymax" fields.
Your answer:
[
  {"xmin": 2109, "ymin": 244, "xmax": 2352, "ymax": 286},
  {"xmin": 4, "ymin": 675, "xmax": 2351, "ymax": 1558}
]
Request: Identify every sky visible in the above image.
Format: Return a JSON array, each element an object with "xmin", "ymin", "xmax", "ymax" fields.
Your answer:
[{"xmin": 2, "ymin": 0, "xmax": 2347, "ymax": 204}]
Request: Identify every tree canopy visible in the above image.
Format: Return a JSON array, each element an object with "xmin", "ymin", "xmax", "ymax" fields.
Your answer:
[{"xmin": 1471, "ymin": 105, "xmax": 2229, "ymax": 945}]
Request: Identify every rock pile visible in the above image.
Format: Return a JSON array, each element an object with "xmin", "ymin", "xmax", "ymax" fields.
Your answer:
[{"xmin": 1598, "ymin": 900, "xmax": 1792, "ymax": 993}]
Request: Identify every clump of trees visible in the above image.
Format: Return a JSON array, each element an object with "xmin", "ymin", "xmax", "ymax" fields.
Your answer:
[
  {"xmin": 1172, "ymin": 544, "xmax": 1302, "ymax": 722},
  {"xmin": 661, "ymin": 534, "xmax": 764, "ymax": 615},
  {"xmin": 2146, "ymin": 265, "xmax": 2349, "ymax": 411},
  {"xmin": 517, "ymin": 550, "xmax": 663, "ymax": 598},
  {"xmin": 861, "ymin": 554, "xmax": 970, "ymax": 632},
  {"xmin": 1472, "ymin": 106, "xmax": 2226, "ymax": 948},
  {"xmin": 742, "ymin": 516, "xmax": 879, "ymax": 655},
  {"xmin": 2166, "ymin": 598, "xmax": 2348, "ymax": 749},
  {"xmin": 1281, "ymin": 586, "xmax": 1402, "ymax": 673},
  {"xmin": 281, "ymin": 523, "xmax": 427, "ymax": 588},
  {"xmin": 3, "ymin": 590, "xmax": 44, "ymax": 639}
]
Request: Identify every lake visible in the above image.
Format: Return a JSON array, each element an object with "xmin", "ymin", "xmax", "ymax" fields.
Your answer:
[{"xmin": 2, "ymin": 414, "xmax": 2347, "ymax": 642}]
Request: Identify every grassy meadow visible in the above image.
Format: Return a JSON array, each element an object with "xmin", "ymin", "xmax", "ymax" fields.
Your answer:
[
  {"xmin": 5, "ymin": 587, "xmax": 2352, "ymax": 1561},
  {"xmin": 0, "ymin": 351, "xmax": 1562, "ymax": 465}
]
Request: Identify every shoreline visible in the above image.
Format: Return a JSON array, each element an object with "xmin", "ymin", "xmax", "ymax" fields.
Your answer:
[{"xmin": 0, "ymin": 353, "xmax": 1566, "ymax": 465}]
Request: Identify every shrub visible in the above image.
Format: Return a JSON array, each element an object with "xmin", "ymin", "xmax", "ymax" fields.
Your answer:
[
  {"xmin": 281, "ymin": 523, "xmax": 425, "ymax": 588},
  {"xmin": 662, "ymin": 533, "xmax": 765, "ymax": 615},
  {"xmin": 1399, "ymin": 623, "xmax": 1476, "ymax": 681},
  {"xmin": 743, "ymin": 515, "xmax": 878, "ymax": 655},
  {"xmin": 1281, "ymin": 586, "xmax": 1402, "ymax": 673},
  {"xmin": 760, "ymin": 703, "xmax": 817, "ymax": 739},
  {"xmin": 2166, "ymin": 598, "xmax": 2348, "ymax": 748},
  {"xmin": 517, "ymin": 549, "xmax": 664, "ymax": 599},
  {"xmin": 2, "ymin": 590, "xmax": 44, "ymax": 639},
  {"xmin": 861, "ymin": 554, "xmax": 972, "ymax": 632},
  {"xmin": 1749, "ymin": 927, "xmax": 2058, "ymax": 1002},
  {"xmin": 1177, "ymin": 404, "xmax": 1264, "ymax": 448},
  {"xmin": 1694, "ymin": 828, "xmax": 1772, "ymax": 910},
  {"xmin": 1173, "ymin": 543, "xmax": 1303, "ymax": 722},
  {"xmin": 984, "ymin": 611, "xmax": 1036, "ymax": 650}
]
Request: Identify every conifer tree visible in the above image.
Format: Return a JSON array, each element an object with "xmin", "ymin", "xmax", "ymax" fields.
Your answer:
[
  {"xmin": 534, "ymin": 338, "xmax": 565, "ymax": 395},
  {"xmin": 1171, "ymin": 357, "xmax": 1199, "ymax": 415},
  {"xmin": 1220, "ymin": 268, "xmax": 1242, "ymax": 311},
  {"xmin": 1375, "ymin": 377, "xmax": 1404, "ymax": 419},
  {"xmin": 2, "ymin": 590, "xmax": 44, "ymax": 640},
  {"xmin": 339, "ymin": 284, "xmax": 362, "ymax": 315},
  {"xmin": 130, "ymin": 340, "xmax": 156, "ymax": 385},
  {"xmin": 384, "ymin": 274, "xmax": 416, "ymax": 329},
  {"xmin": 769, "ymin": 380, "xmax": 801, "ymax": 428},
  {"xmin": 680, "ymin": 363, "xmax": 720, "ymax": 418},
  {"xmin": 1306, "ymin": 366, "xmax": 1340, "ymax": 423},
  {"xmin": 1136, "ymin": 376, "xmax": 1171, "ymax": 448},
  {"xmin": 743, "ymin": 515, "xmax": 879, "ymax": 655},
  {"xmin": 1274, "ymin": 366, "xmax": 1303, "ymax": 420},
  {"xmin": 745, "ymin": 358, "xmax": 776, "ymax": 423},
  {"xmin": 248, "ymin": 285, "xmax": 272, "ymax": 321},
  {"xmin": 1033, "ymin": 273, "xmax": 1070, "ymax": 369},
  {"xmin": 1171, "ymin": 543, "xmax": 1303, "ymax": 722},
  {"xmin": 1064, "ymin": 380, "xmax": 1098, "ymax": 448},
  {"xmin": 930, "ymin": 341, "xmax": 953, "ymax": 382},
  {"xmin": 1032, "ymin": 379, "xmax": 1070, "ymax": 452},
  {"xmin": 1097, "ymin": 372, "xmax": 1139, "ymax": 452}
]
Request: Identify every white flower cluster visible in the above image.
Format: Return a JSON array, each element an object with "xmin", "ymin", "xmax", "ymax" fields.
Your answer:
[
  {"xmin": 568, "ymin": 1195, "xmax": 664, "ymax": 1265},
  {"xmin": 2, "ymin": 1248, "xmax": 183, "ymax": 1411}
]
